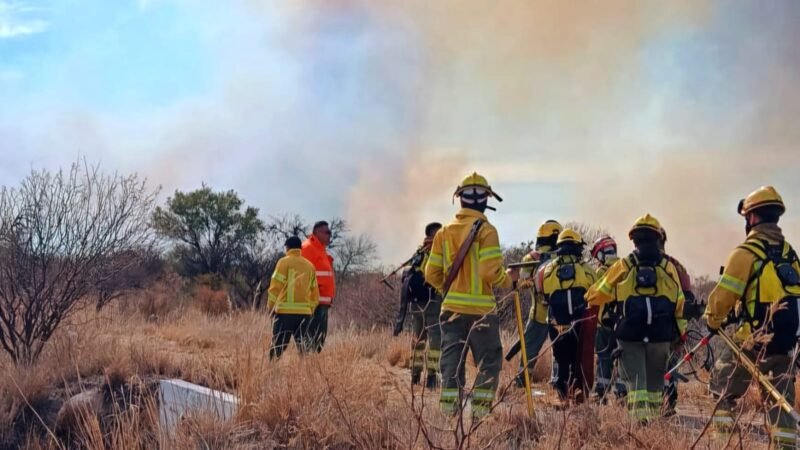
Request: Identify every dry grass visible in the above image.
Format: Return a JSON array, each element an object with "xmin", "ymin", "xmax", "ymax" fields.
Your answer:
[
  {"xmin": 193, "ymin": 285, "xmax": 233, "ymax": 317},
  {"xmin": 0, "ymin": 281, "xmax": 776, "ymax": 449}
]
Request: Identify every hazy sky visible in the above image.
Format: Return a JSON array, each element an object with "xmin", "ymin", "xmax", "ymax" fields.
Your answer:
[{"xmin": 2, "ymin": 0, "xmax": 799, "ymax": 276}]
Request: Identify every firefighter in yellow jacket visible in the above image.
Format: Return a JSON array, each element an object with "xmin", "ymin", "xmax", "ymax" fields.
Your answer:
[
  {"xmin": 267, "ymin": 236, "xmax": 320, "ymax": 359},
  {"xmin": 425, "ymin": 172, "xmax": 519, "ymax": 420},
  {"xmin": 704, "ymin": 186, "xmax": 799, "ymax": 448},
  {"xmin": 515, "ymin": 220, "xmax": 563, "ymax": 387},
  {"xmin": 537, "ymin": 229, "xmax": 596, "ymax": 400},
  {"xmin": 587, "ymin": 214, "xmax": 686, "ymax": 422}
]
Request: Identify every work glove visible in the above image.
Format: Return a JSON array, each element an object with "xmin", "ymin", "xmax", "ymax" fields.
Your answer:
[{"xmin": 704, "ymin": 315, "xmax": 720, "ymax": 335}]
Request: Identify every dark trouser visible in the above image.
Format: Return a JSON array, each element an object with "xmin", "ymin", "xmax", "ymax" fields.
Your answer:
[
  {"xmin": 518, "ymin": 320, "xmax": 549, "ymax": 374},
  {"xmin": 618, "ymin": 340, "xmax": 671, "ymax": 421},
  {"xmin": 549, "ymin": 324, "xmax": 581, "ymax": 399},
  {"xmin": 410, "ymin": 300, "xmax": 443, "ymax": 378},
  {"xmin": 270, "ymin": 314, "xmax": 311, "ymax": 359},
  {"xmin": 595, "ymin": 325, "xmax": 626, "ymax": 398},
  {"xmin": 308, "ymin": 305, "xmax": 329, "ymax": 353},
  {"xmin": 439, "ymin": 312, "xmax": 502, "ymax": 419},
  {"xmin": 710, "ymin": 344, "xmax": 796, "ymax": 448}
]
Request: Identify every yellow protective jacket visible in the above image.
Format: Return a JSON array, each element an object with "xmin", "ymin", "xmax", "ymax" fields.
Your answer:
[
  {"xmin": 538, "ymin": 255, "xmax": 596, "ymax": 325},
  {"xmin": 268, "ymin": 249, "xmax": 320, "ymax": 315},
  {"xmin": 425, "ymin": 208, "xmax": 512, "ymax": 316},
  {"xmin": 587, "ymin": 254, "xmax": 686, "ymax": 343},
  {"xmin": 705, "ymin": 224, "xmax": 800, "ymax": 349},
  {"xmin": 594, "ymin": 256, "xmax": 620, "ymax": 326},
  {"xmin": 521, "ymin": 247, "xmax": 556, "ymax": 324}
]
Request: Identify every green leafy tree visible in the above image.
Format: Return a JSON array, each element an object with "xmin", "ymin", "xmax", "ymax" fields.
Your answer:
[{"xmin": 152, "ymin": 186, "xmax": 265, "ymax": 278}]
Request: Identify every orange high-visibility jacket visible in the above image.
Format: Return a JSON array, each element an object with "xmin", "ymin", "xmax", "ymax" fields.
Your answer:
[{"xmin": 302, "ymin": 235, "xmax": 336, "ymax": 306}]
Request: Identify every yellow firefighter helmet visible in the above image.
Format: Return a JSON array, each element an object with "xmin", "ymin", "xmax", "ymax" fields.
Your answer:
[
  {"xmin": 537, "ymin": 220, "xmax": 563, "ymax": 239},
  {"xmin": 738, "ymin": 186, "xmax": 785, "ymax": 217},
  {"xmin": 557, "ymin": 228, "xmax": 583, "ymax": 246},
  {"xmin": 453, "ymin": 172, "xmax": 503, "ymax": 202},
  {"xmin": 628, "ymin": 214, "xmax": 662, "ymax": 239}
]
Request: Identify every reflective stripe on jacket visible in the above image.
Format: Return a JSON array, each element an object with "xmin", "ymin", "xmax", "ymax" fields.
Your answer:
[
  {"xmin": 705, "ymin": 223, "xmax": 800, "ymax": 344},
  {"xmin": 424, "ymin": 208, "xmax": 512, "ymax": 316},
  {"xmin": 268, "ymin": 249, "xmax": 320, "ymax": 315},
  {"xmin": 301, "ymin": 235, "xmax": 335, "ymax": 305}
]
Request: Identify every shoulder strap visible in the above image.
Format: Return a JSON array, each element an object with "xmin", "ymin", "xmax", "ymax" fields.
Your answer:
[
  {"xmin": 623, "ymin": 254, "xmax": 636, "ymax": 269},
  {"xmin": 738, "ymin": 238, "xmax": 768, "ymax": 260},
  {"xmin": 442, "ymin": 219, "xmax": 484, "ymax": 297},
  {"xmin": 659, "ymin": 258, "xmax": 683, "ymax": 290}
]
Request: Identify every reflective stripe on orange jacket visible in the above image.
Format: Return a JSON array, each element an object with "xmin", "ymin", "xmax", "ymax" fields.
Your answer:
[{"xmin": 302, "ymin": 235, "xmax": 336, "ymax": 306}]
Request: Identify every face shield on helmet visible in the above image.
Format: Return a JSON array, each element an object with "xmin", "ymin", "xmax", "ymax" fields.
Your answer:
[
  {"xmin": 591, "ymin": 236, "xmax": 617, "ymax": 264},
  {"xmin": 453, "ymin": 172, "xmax": 502, "ymax": 213}
]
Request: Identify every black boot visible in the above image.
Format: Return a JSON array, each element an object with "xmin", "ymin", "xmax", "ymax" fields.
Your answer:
[
  {"xmin": 412, "ymin": 371, "xmax": 421, "ymax": 385},
  {"xmin": 425, "ymin": 374, "xmax": 439, "ymax": 390}
]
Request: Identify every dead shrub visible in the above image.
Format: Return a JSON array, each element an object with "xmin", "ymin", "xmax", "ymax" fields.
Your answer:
[
  {"xmin": 531, "ymin": 346, "xmax": 553, "ymax": 383},
  {"xmin": 193, "ymin": 285, "xmax": 231, "ymax": 316},
  {"xmin": 386, "ymin": 339, "xmax": 409, "ymax": 367}
]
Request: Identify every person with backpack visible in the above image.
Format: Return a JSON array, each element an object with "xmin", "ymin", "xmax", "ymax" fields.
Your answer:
[
  {"xmin": 403, "ymin": 222, "xmax": 443, "ymax": 389},
  {"xmin": 514, "ymin": 220, "xmax": 563, "ymax": 388},
  {"xmin": 424, "ymin": 172, "xmax": 519, "ymax": 420},
  {"xmin": 587, "ymin": 214, "xmax": 686, "ymax": 423},
  {"xmin": 537, "ymin": 229, "xmax": 596, "ymax": 401},
  {"xmin": 590, "ymin": 235, "xmax": 627, "ymax": 402},
  {"xmin": 704, "ymin": 186, "xmax": 800, "ymax": 448}
]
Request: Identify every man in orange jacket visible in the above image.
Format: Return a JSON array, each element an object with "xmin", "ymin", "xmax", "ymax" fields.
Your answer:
[{"xmin": 302, "ymin": 220, "xmax": 336, "ymax": 353}]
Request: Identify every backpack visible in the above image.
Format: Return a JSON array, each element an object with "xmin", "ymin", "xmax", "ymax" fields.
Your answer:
[
  {"xmin": 402, "ymin": 251, "xmax": 433, "ymax": 304},
  {"xmin": 542, "ymin": 257, "xmax": 593, "ymax": 325},
  {"xmin": 738, "ymin": 238, "xmax": 800, "ymax": 354},
  {"xmin": 614, "ymin": 255, "xmax": 681, "ymax": 343}
]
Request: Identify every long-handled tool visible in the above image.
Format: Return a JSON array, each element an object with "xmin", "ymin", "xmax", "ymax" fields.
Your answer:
[
  {"xmin": 379, "ymin": 258, "xmax": 413, "ymax": 291},
  {"xmin": 513, "ymin": 290, "xmax": 534, "ymax": 417},
  {"xmin": 664, "ymin": 334, "xmax": 711, "ymax": 382},
  {"xmin": 716, "ymin": 330, "xmax": 800, "ymax": 424},
  {"xmin": 380, "ymin": 247, "xmax": 430, "ymax": 291}
]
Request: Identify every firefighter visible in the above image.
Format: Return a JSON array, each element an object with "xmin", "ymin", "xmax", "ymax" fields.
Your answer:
[
  {"xmin": 302, "ymin": 221, "xmax": 336, "ymax": 353},
  {"xmin": 587, "ymin": 214, "xmax": 686, "ymax": 423},
  {"xmin": 405, "ymin": 222, "xmax": 443, "ymax": 389},
  {"xmin": 425, "ymin": 172, "xmax": 519, "ymax": 420},
  {"xmin": 704, "ymin": 186, "xmax": 799, "ymax": 448},
  {"xmin": 515, "ymin": 220, "xmax": 563, "ymax": 387},
  {"xmin": 590, "ymin": 235, "xmax": 627, "ymax": 401},
  {"xmin": 267, "ymin": 236, "xmax": 320, "ymax": 359},
  {"xmin": 537, "ymin": 229, "xmax": 596, "ymax": 400}
]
